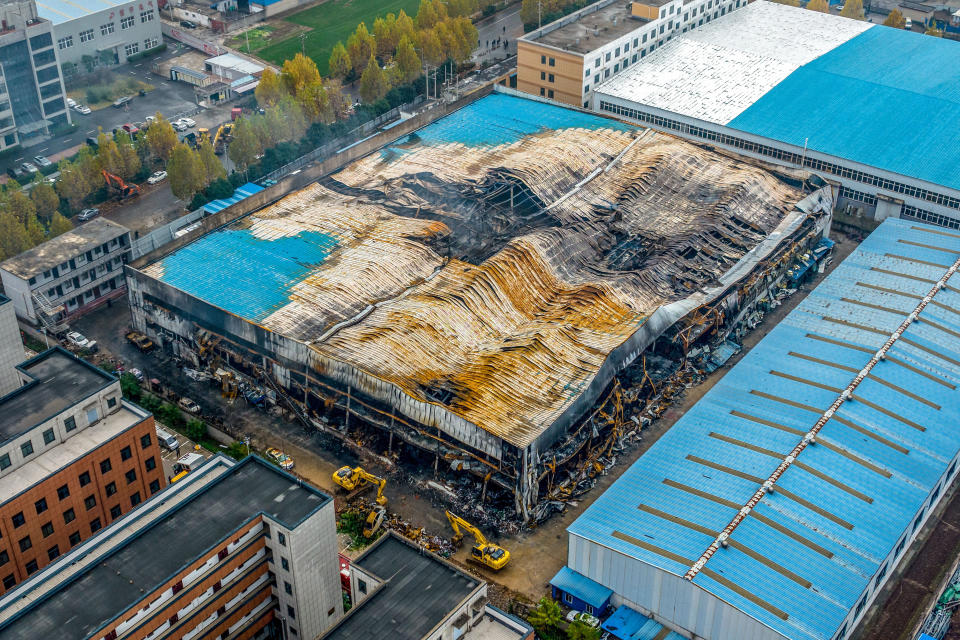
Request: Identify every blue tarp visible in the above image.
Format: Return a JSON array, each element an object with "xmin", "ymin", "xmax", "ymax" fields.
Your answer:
[
  {"xmin": 601, "ymin": 606, "xmax": 685, "ymax": 640},
  {"xmin": 549, "ymin": 567, "xmax": 613, "ymax": 611},
  {"xmin": 202, "ymin": 182, "xmax": 264, "ymax": 215}
]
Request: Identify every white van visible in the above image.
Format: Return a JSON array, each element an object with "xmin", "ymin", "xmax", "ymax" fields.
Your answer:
[
  {"xmin": 905, "ymin": 17, "xmax": 912, "ymax": 29},
  {"xmin": 156, "ymin": 427, "xmax": 179, "ymax": 451}
]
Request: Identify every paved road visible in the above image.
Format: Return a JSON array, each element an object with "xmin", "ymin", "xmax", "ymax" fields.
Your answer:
[
  {"xmin": 101, "ymin": 182, "xmax": 186, "ymax": 236},
  {"xmin": 473, "ymin": 6, "xmax": 523, "ymax": 65}
]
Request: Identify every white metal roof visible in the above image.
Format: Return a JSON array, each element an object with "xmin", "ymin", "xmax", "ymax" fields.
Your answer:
[{"xmin": 596, "ymin": 1, "xmax": 872, "ymax": 124}]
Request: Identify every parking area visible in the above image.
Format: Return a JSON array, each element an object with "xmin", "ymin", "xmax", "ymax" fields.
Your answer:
[{"xmin": 155, "ymin": 427, "xmax": 212, "ymax": 482}]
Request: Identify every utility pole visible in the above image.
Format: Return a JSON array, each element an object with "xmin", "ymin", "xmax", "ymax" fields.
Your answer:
[
  {"xmin": 539, "ymin": 0, "xmax": 542, "ymax": 28},
  {"xmin": 299, "ymin": 32, "xmax": 307, "ymax": 56}
]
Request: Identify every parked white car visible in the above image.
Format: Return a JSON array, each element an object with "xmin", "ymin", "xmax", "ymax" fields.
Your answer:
[
  {"xmin": 172, "ymin": 120, "xmax": 188, "ymax": 132},
  {"xmin": 66, "ymin": 97, "xmax": 76, "ymax": 108},
  {"xmin": 66, "ymin": 331, "xmax": 97, "ymax": 351},
  {"xmin": 177, "ymin": 117, "xmax": 196, "ymax": 128},
  {"xmin": 73, "ymin": 104, "xmax": 91, "ymax": 115},
  {"xmin": 147, "ymin": 170, "xmax": 167, "ymax": 184},
  {"xmin": 565, "ymin": 611, "xmax": 600, "ymax": 629}
]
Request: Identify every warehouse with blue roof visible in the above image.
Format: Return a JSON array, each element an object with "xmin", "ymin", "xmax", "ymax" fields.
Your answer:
[
  {"xmin": 555, "ymin": 217, "xmax": 960, "ymax": 640},
  {"xmin": 593, "ymin": 1, "xmax": 960, "ymax": 231}
]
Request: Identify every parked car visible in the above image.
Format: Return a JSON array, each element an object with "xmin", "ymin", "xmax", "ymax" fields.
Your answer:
[
  {"xmin": 126, "ymin": 331, "xmax": 155, "ymax": 352},
  {"xmin": 565, "ymin": 611, "xmax": 600, "ymax": 629},
  {"xmin": 112, "ymin": 96, "xmax": 132, "ymax": 108},
  {"xmin": 128, "ymin": 367, "xmax": 145, "ymax": 383},
  {"xmin": 156, "ymin": 427, "xmax": 180, "ymax": 451},
  {"xmin": 178, "ymin": 117, "xmax": 196, "ymax": 128},
  {"xmin": 85, "ymin": 136, "xmax": 98, "ymax": 148},
  {"xmin": 76, "ymin": 208, "xmax": 99, "ymax": 222},
  {"xmin": 33, "ymin": 155, "xmax": 52, "ymax": 168},
  {"xmin": 145, "ymin": 115, "xmax": 155, "ymax": 125},
  {"xmin": 66, "ymin": 97, "xmax": 76, "ymax": 108},
  {"xmin": 121, "ymin": 123, "xmax": 139, "ymax": 135},
  {"xmin": 74, "ymin": 104, "xmax": 91, "ymax": 115},
  {"xmin": 172, "ymin": 120, "xmax": 188, "ymax": 132},
  {"xmin": 6, "ymin": 167, "xmax": 25, "ymax": 180},
  {"xmin": 147, "ymin": 170, "xmax": 167, "ymax": 184},
  {"xmin": 20, "ymin": 162, "xmax": 38, "ymax": 174},
  {"xmin": 66, "ymin": 331, "xmax": 97, "ymax": 351},
  {"xmin": 179, "ymin": 20, "xmax": 197, "ymax": 28},
  {"xmin": 265, "ymin": 447, "xmax": 294, "ymax": 470},
  {"xmin": 44, "ymin": 173, "xmax": 58, "ymax": 185},
  {"xmin": 178, "ymin": 397, "xmax": 201, "ymax": 414},
  {"xmin": 905, "ymin": 17, "xmax": 912, "ymax": 29}
]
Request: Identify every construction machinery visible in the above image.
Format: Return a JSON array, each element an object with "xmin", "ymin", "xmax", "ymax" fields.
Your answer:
[
  {"xmin": 332, "ymin": 466, "xmax": 388, "ymax": 506},
  {"xmin": 102, "ymin": 170, "xmax": 140, "ymax": 200},
  {"xmin": 197, "ymin": 127, "xmax": 210, "ymax": 145},
  {"xmin": 213, "ymin": 122, "xmax": 233, "ymax": 155},
  {"xmin": 363, "ymin": 505, "xmax": 386, "ymax": 538},
  {"xmin": 445, "ymin": 510, "xmax": 511, "ymax": 570}
]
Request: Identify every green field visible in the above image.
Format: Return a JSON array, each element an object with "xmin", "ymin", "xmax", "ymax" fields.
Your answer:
[{"xmin": 256, "ymin": 0, "xmax": 422, "ymax": 75}]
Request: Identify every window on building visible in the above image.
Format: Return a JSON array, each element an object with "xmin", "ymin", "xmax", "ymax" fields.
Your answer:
[
  {"xmin": 539, "ymin": 88, "xmax": 545, "ymax": 96},
  {"xmin": 358, "ymin": 579, "xmax": 367, "ymax": 595},
  {"xmin": 41, "ymin": 522, "xmax": 53, "ymax": 538},
  {"xmin": 56, "ymin": 485, "xmax": 69, "ymax": 500},
  {"xmin": 120, "ymin": 446, "xmax": 132, "ymax": 462},
  {"xmin": 100, "ymin": 459, "xmax": 112, "ymax": 474},
  {"xmin": 540, "ymin": 71, "xmax": 545, "ymax": 80},
  {"xmin": 86, "ymin": 407, "xmax": 99, "ymax": 424},
  {"xmin": 47, "ymin": 545, "xmax": 60, "ymax": 561},
  {"xmin": 548, "ymin": 73, "xmax": 554, "ymax": 82},
  {"xmin": 84, "ymin": 495, "xmax": 96, "ymax": 510},
  {"xmin": 105, "ymin": 482, "xmax": 117, "ymax": 497},
  {"xmin": 100, "ymin": 22, "xmax": 115, "ymax": 36},
  {"xmin": 0, "ymin": 455, "xmax": 10, "ymax": 471},
  {"xmin": 57, "ymin": 36, "xmax": 73, "ymax": 50},
  {"xmin": 121, "ymin": 15, "xmax": 136, "ymax": 29},
  {"xmin": 615, "ymin": 46, "xmax": 620, "ymax": 56},
  {"xmin": 278, "ymin": 532, "xmax": 286, "ymax": 546},
  {"xmin": 107, "ymin": 397, "xmax": 117, "ymax": 409},
  {"xmin": 125, "ymin": 469, "xmax": 136, "ymax": 484},
  {"xmin": 63, "ymin": 508, "xmax": 75, "ymax": 524},
  {"xmin": 0, "ymin": 551, "xmax": 7, "ymax": 566},
  {"xmin": 605, "ymin": 52, "xmax": 611, "ymax": 62},
  {"xmin": 594, "ymin": 74, "xmax": 599, "ymax": 84},
  {"xmin": 42, "ymin": 429, "xmax": 55, "ymax": 445},
  {"xmin": 11, "ymin": 513, "xmax": 24, "ymax": 528},
  {"xmin": 547, "ymin": 89, "xmax": 554, "ymax": 98},
  {"xmin": 287, "ymin": 605, "xmax": 296, "ymax": 619},
  {"xmin": 65, "ymin": 416, "xmax": 76, "ymax": 432},
  {"xmin": 563, "ymin": 592, "xmax": 573, "ymax": 604},
  {"xmin": 140, "ymin": 9, "xmax": 154, "ymax": 22},
  {"xmin": 290, "ymin": 628, "xmax": 298, "ymax": 636},
  {"xmin": 68, "ymin": 532, "xmax": 81, "ymax": 547},
  {"xmin": 149, "ymin": 479, "xmax": 160, "ymax": 494},
  {"xmin": 90, "ymin": 518, "xmax": 102, "ymax": 533},
  {"xmin": 35, "ymin": 498, "xmax": 47, "ymax": 514},
  {"xmin": 130, "ymin": 492, "xmax": 141, "ymax": 507},
  {"xmin": 144, "ymin": 37, "xmax": 159, "ymax": 50},
  {"xmin": 594, "ymin": 58, "xmax": 600, "ymax": 68},
  {"xmin": 140, "ymin": 434, "xmax": 152, "ymax": 449},
  {"xmin": 284, "ymin": 581, "xmax": 293, "ymax": 595},
  {"xmin": 79, "ymin": 471, "xmax": 91, "ymax": 487},
  {"xmin": 79, "ymin": 29, "xmax": 94, "ymax": 43},
  {"xmin": 281, "ymin": 557, "xmax": 289, "ymax": 571},
  {"xmin": 585, "ymin": 604, "xmax": 595, "ymax": 615},
  {"xmin": 20, "ymin": 441, "xmax": 33, "ymax": 458},
  {"xmin": 29, "ymin": 32, "xmax": 52, "ymax": 49},
  {"xmin": 18, "ymin": 536, "xmax": 31, "ymax": 552},
  {"xmin": 145, "ymin": 457, "xmax": 156, "ymax": 471},
  {"xmin": 109, "ymin": 505, "xmax": 122, "ymax": 519},
  {"xmin": 25, "ymin": 560, "xmax": 38, "ymax": 575},
  {"xmin": 540, "ymin": 55, "xmax": 545, "ymax": 63},
  {"xmin": 2, "ymin": 575, "xmax": 14, "ymax": 590}
]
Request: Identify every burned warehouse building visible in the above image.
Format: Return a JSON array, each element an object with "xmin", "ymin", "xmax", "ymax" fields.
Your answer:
[{"xmin": 124, "ymin": 91, "xmax": 834, "ymax": 521}]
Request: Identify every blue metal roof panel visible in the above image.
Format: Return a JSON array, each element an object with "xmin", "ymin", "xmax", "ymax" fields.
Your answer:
[
  {"xmin": 568, "ymin": 218, "xmax": 960, "ymax": 640},
  {"xmin": 602, "ymin": 605, "xmax": 685, "ymax": 640},
  {"xmin": 549, "ymin": 567, "xmax": 613, "ymax": 609},
  {"xmin": 36, "ymin": 0, "xmax": 122, "ymax": 24},
  {"xmin": 727, "ymin": 26, "xmax": 960, "ymax": 190}
]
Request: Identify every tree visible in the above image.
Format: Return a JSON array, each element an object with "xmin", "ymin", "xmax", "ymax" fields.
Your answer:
[
  {"xmin": 329, "ymin": 41, "xmax": 352, "ymax": 79},
  {"xmin": 226, "ymin": 441, "xmax": 249, "ymax": 460},
  {"xmin": 301, "ymin": 79, "xmax": 333, "ymax": 123},
  {"xmin": 359, "ymin": 55, "xmax": 390, "ymax": 103},
  {"xmin": 145, "ymin": 112, "xmax": 178, "ymax": 162},
  {"xmin": 30, "ymin": 182, "xmax": 60, "ymax": 222},
  {"xmin": 255, "ymin": 68, "xmax": 285, "ymax": 107},
  {"xmin": 186, "ymin": 419, "xmax": 207, "ymax": 441},
  {"xmin": 97, "ymin": 131, "xmax": 124, "ymax": 178},
  {"xmin": 56, "ymin": 160, "xmax": 91, "ymax": 211},
  {"xmin": 0, "ymin": 212, "xmax": 31, "ymax": 260},
  {"xmin": 347, "ymin": 22, "xmax": 376, "ymax": 75},
  {"xmin": 451, "ymin": 17, "xmax": 478, "ymax": 62},
  {"xmin": 75, "ymin": 146, "xmax": 103, "ymax": 190},
  {"xmin": 167, "ymin": 143, "xmax": 205, "ymax": 200},
  {"xmin": 840, "ymin": 0, "xmax": 864, "ymax": 19},
  {"xmin": 925, "ymin": 23, "xmax": 943, "ymax": 35},
  {"xmin": 228, "ymin": 118, "xmax": 262, "ymax": 170},
  {"xmin": 7, "ymin": 190, "xmax": 37, "ymax": 225},
  {"xmin": 395, "ymin": 10, "xmax": 417, "ymax": 44},
  {"xmin": 805, "ymin": 0, "xmax": 830, "ymax": 12},
  {"xmin": 396, "ymin": 35, "xmax": 422, "ymax": 83},
  {"xmin": 326, "ymin": 79, "xmax": 350, "ymax": 119},
  {"xmin": 24, "ymin": 215, "xmax": 45, "ymax": 245},
  {"xmin": 198, "ymin": 140, "xmax": 226, "ymax": 186},
  {"xmin": 527, "ymin": 598, "xmax": 562, "ymax": 640},
  {"xmin": 567, "ymin": 621, "xmax": 602, "ymax": 640},
  {"xmin": 419, "ymin": 28, "xmax": 444, "ymax": 66},
  {"xmin": 374, "ymin": 14, "xmax": 399, "ymax": 57},
  {"xmin": 48, "ymin": 212, "xmax": 73, "ymax": 238},
  {"xmin": 281, "ymin": 53, "xmax": 321, "ymax": 98},
  {"xmin": 115, "ymin": 132, "xmax": 141, "ymax": 180},
  {"xmin": 883, "ymin": 8, "xmax": 906, "ymax": 27},
  {"xmin": 769, "ymin": 0, "xmax": 800, "ymax": 5}
]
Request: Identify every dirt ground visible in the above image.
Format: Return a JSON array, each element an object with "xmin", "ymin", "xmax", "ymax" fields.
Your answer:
[{"xmin": 75, "ymin": 232, "xmax": 858, "ymax": 602}]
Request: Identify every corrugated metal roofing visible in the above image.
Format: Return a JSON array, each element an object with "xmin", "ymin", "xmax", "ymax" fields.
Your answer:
[
  {"xmin": 36, "ymin": 0, "xmax": 124, "ymax": 24},
  {"xmin": 727, "ymin": 25, "xmax": 960, "ymax": 190},
  {"xmin": 550, "ymin": 566, "xmax": 613, "ymax": 610},
  {"xmin": 568, "ymin": 218, "xmax": 960, "ymax": 640},
  {"xmin": 202, "ymin": 182, "xmax": 264, "ymax": 214},
  {"xmin": 602, "ymin": 605, "xmax": 686, "ymax": 640}
]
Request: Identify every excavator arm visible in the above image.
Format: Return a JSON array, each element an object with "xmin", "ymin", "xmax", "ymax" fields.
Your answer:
[{"xmin": 445, "ymin": 511, "xmax": 510, "ymax": 570}]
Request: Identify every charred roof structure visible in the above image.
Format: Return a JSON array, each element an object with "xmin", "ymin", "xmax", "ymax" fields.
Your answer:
[{"xmin": 126, "ymin": 91, "xmax": 833, "ymax": 520}]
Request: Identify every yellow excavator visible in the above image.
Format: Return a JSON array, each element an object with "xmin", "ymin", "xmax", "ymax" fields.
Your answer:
[
  {"xmin": 333, "ymin": 466, "xmax": 389, "ymax": 538},
  {"xmin": 445, "ymin": 510, "xmax": 511, "ymax": 570}
]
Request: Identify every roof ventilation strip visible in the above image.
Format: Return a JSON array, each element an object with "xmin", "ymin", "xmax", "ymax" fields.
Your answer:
[{"xmin": 684, "ymin": 254, "xmax": 960, "ymax": 581}]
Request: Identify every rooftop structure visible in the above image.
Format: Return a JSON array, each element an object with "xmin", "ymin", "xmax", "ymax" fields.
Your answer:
[
  {"xmin": 34, "ymin": 0, "xmax": 121, "ymax": 23},
  {"xmin": 563, "ymin": 217, "xmax": 960, "ymax": 640},
  {"xmin": 127, "ymin": 90, "xmax": 832, "ymax": 520},
  {"xmin": 0, "ymin": 218, "xmax": 128, "ymax": 281},
  {"xmin": 531, "ymin": 2, "xmax": 649, "ymax": 54},
  {"xmin": 594, "ymin": 1, "xmax": 960, "ymax": 227},
  {"xmin": 0, "ymin": 456, "xmax": 342, "ymax": 640}
]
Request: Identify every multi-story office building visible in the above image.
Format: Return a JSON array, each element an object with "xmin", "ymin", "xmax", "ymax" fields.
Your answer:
[
  {"xmin": 0, "ymin": 296, "xmax": 22, "ymax": 397},
  {"xmin": 517, "ymin": 0, "xmax": 746, "ymax": 107},
  {"xmin": 0, "ymin": 345, "xmax": 164, "ymax": 594},
  {"xmin": 33, "ymin": 0, "xmax": 162, "ymax": 70},
  {"xmin": 0, "ymin": 218, "xmax": 132, "ymax": 330},
  {"xmin": 0, "ymin": 0, "xmax": 70, "ymax": 151},
  {"xmin": 0, "ymin": 455, "xmax": 344, "ymax": 640}
]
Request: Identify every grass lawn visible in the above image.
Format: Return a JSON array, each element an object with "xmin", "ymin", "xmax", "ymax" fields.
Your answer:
[
  {"xmin": 227, "ymin": 25, "xmax": 277, "ymax": 53},
  {"xmin": 257, "ymin": 0, "xmax": 422, "ymax": 74}
]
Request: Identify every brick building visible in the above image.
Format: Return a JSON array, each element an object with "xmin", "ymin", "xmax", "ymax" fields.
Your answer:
[
  {"xmin": 0, "ymin": 455, "xmax": 343, "ymax": 640},
  {"xmin": 0, "ymin": 346, "xmax": 163, "ymax": 593}
]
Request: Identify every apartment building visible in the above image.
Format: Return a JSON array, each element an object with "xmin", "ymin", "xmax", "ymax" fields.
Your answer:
[
  {"xmin": 0, "ymin": 346, "xmax": 163, "ymax": 594},
  {"xmin": 517, "ymin": 0, "xmax": 746, "ymax": 107},
  {"xmin": 0, "ymin": 0, "xmax": 71, "ymax": 151},
  {"xmin": 0, "ymin": 296, "xmax": 22, "ymax": 397},
  {"xmin": 0, "ymin": 218, "xmax": 132, "ymax": 330},
  {"xmin": 0, "ymin": 455, "xmax": 344, "ymax": 640}
]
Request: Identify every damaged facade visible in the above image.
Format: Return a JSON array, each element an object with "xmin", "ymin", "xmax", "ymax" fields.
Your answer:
[{"xmin": 125, "ymin": 91, "xmax": 833, "ymax": 521}]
